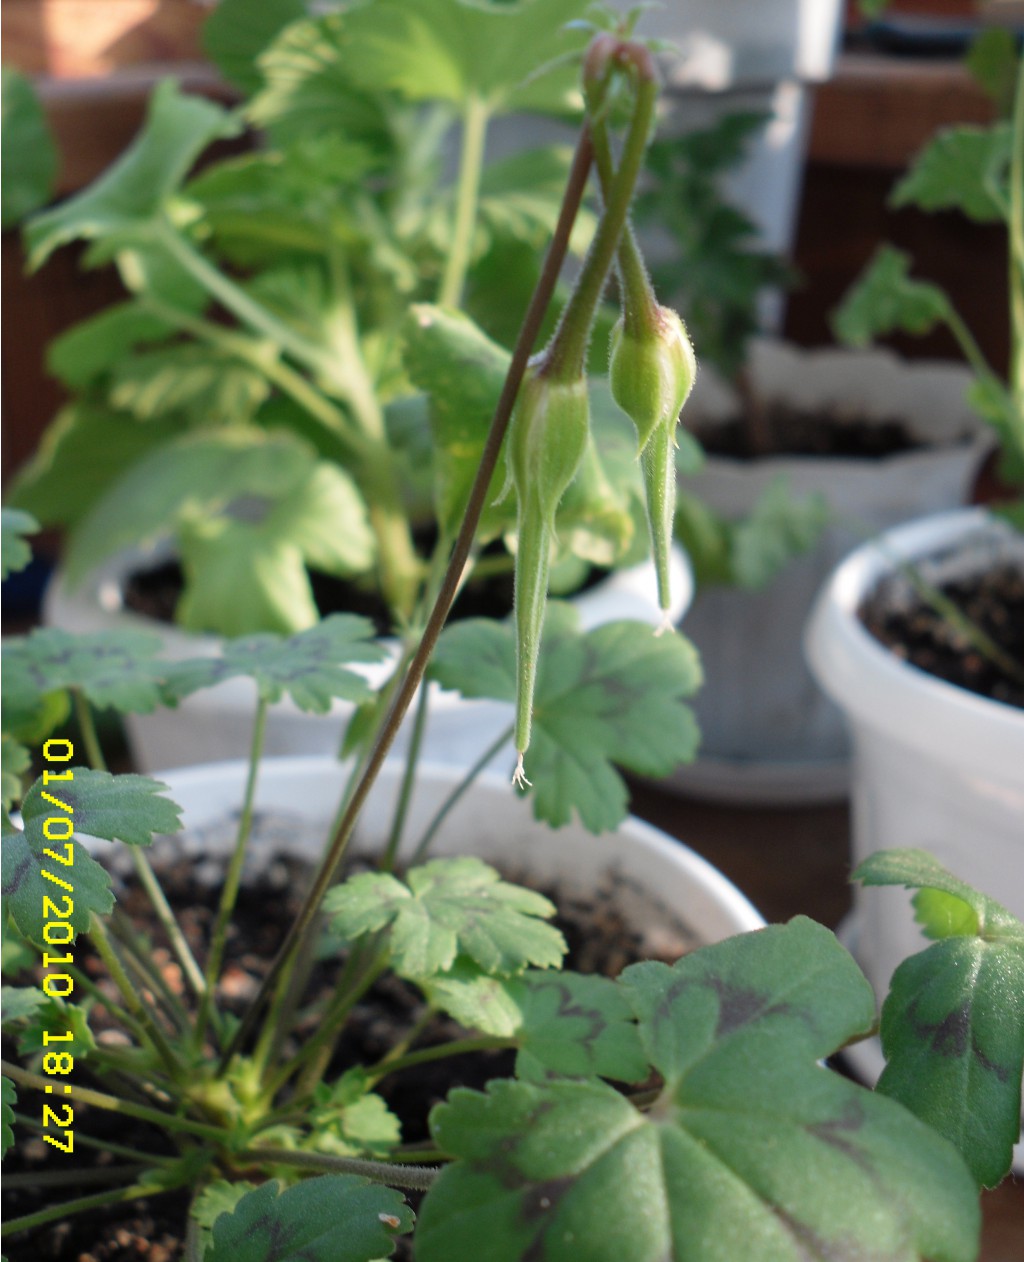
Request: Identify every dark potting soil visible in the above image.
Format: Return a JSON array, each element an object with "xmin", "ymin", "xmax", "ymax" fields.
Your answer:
[
  {"xmin": 3, "ymin": 846, "xmax": 684, "ymax": 1261},
  {"xmin": 859, "ymin": 562, "xmax": 1024, "ymax": 710},
  {"xmin": 694, "ymin": 405, "xmax": 943, "ymax": 460}
]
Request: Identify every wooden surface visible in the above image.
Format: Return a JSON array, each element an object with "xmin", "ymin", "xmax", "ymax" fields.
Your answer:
[{"xmin": 625, "ymin": 776, "xmax": 1023, "ymax": 1262}]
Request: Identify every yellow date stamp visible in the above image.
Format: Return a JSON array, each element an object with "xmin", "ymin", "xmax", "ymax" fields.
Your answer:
[{"xmin": 38, "ymin": 737, "xmax": 76, "ymax": 1154}]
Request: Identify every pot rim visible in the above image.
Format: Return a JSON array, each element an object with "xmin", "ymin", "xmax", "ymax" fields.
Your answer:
[{"xmin": 147, "ymin": 754, "xmax": 766, "ymax": 943}]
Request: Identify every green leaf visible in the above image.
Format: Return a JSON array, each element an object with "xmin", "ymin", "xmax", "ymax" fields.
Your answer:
[
  {"xmin": 201, "ymin": 0, "xmax": 308, "ymax": 93},
  {"xmin": 109, "ymin": 344, "xmax": 271, "ymax": 427},
  {"xmin": 855, "ymin": 848, "xmax": 1024, "ymax": 1187},
  {"xmin": 1, "ymin": 736, "xmax": 30, "ymax": 811},
  {"xmin": 2, "ymin": 1077, "xmax": 15, "ymax": 1159},
  {"xmin": 1, "ymin": 509, "xmax": 38, "ymax": 579},
  {"xmin": 25, "ymin": 80, "xmax": 240, "ymax": 269},
  {"xmin": 854, "ymin": 849, "xmax": 1023, "ymax": 939},
  {"xmin": 7, "ymin": 991, "xmax": 96, "ymax": 1061},
  {"xmin": 892, "ymin": 124, "xmax": 1013, "ymax": 224},
  {"xmin": 310, "ymin": 1070, "xmax": 402, "ymax": 1158},
  {"xmin": 339, "ymin": 0, "xmax": 591, "ymax": 115},
  {"xmin": 21, "ymin": 768, "xmax": 183, "ymax": 847},
  {"xmin": 430, "ymin": 603, "xmax": 702, "ymax": 832},
  {"xmin": 878, "ymin": 936, "xmax": 1024, "ymax": 1189},
  {"xmin": 2, "ymin": 628, "xmax": 168, "ymax": 715},
  {"xmin": 509, "ymin": 970, "xmax": 647, "ymax": 1083},
  {"xmin": 1, "ymin": 68, "xmax": 57, "ymax": 228},
  {"xmin": 966, "ymin": 29, "xmax": 1020, "ymax": 116},
  {"xmin": 185, "ymin": 139, "xmax": 374, "ymax": 266},
  {"xmin": 402, "ymin": 304, "xmax": 514, "ymax": 538},
  {"xmin": 5, "ymin": 402, "xmax": 183, "ymax": 532},
  {"xmin": 1, "ymin": 822, "xmax": 114, "ymax": 946},
  {"xmin": 419, "ymin": 918, "xmax": 980, "ymax": 1262},
  {"xmin": 729, "ymin": 479, "xmax": 831, "ymax": 589},
  {"xmin": 193, "ymin": 1180, "xmax": 257, "ymax": 1261},
  {"xmin": 171, "ymin": 458, "xmax": 375, "ymax": 636},
  {"xmin": 832, "ymin": 245, "xmax": 951, "ymax": 347},
  {"xmin": 0, "ymin": 986, "xmax": 46, "ymax": 1025},
  {"xmin": 324, "ymin": 857, "xmax": 565, "ymax": 981},
  {"xmin": 248, "ymin": 14, "xmax": 397, "ymax": 155},
  {"xmin": 162, "ymin": 614, "xmax": 386, "ymax": 711},
  {"xmin": 62, "ymin": 428, "xmax": 316, "ymax": 586},
  {"xmin": 205, "ymin": 1175, "xmax": 412, "ymax": 1262},
  {"xmin": 47, "ymin": 303, "xmax": 179, "ymax": 389}
]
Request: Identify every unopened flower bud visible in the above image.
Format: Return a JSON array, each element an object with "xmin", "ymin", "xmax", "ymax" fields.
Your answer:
[{"xmin": 609, "ymin": 307, "xmax": 696, "ymax": 454}]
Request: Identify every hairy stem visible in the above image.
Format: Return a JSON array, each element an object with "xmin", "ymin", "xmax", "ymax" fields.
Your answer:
[
  {"xmin": 236, "ymin": 1146, "xmax": 440, "ymax": 1190},
  {"xmin": 439, "ymin": 94, "xmax": 490, "ymax": 308}
]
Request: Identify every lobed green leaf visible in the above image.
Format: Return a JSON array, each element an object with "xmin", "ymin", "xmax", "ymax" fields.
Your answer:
[
  {"xmin": 25, "ymin": 80, "xmax": 240, "ymax": 269},
  {"xmin": 21, "ymin": 768, "xmax": 183, "ymax": 847},
  {"xmin": 162, "ymin": 614, "xmax": 386, "ymax": 711},
  {"xmin": 419, "ymin": 918, "xmax": 980, "ymax": 1262},
  {"xmin": 324, "ymin": 857, "xmax": 565, "ymax": 981},
  {"xmin": 891, "ymin": 124, "xmax": 1013, "ymax": 224},
  {"xmin": 2, "ymin": 627, "xmax": 167, "ymax": 717},
  {"xmin": 430, "ymin": 602, "xmax": 702, "ymax": 832},
  {"xmin": 855, "ymin": 849, "xmax": 1024, "ymax": 1187},
  {"xmin": 1, "ymin": 68, "xmax": 58, "ymax": 229},
  {"xmin": 832, "ymin": 245, "xmax": 951, "ymax": 347},
  {"xmin": 0, "ymin": 508, "xmax": 39, "ymax": 580},
  {"xmin": 205, "ymin": 1174, "xmax": 413, "ymax": 1262}
]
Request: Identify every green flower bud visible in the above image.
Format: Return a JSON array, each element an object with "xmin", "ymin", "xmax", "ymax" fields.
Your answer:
[
  {"xmin": 506, "ymin": 365, "xmax": 590, "ymax": 784},
  {"xmin": 508, "ymin": 366, "xmax": 590, "ymax": 526},
  {"xmin": 609, "ymin": 307, "xmax": 696, "ymax": 454}
]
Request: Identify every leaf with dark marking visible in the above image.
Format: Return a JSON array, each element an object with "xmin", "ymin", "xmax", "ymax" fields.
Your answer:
[
  {"xmin": 856, "ymin": 848, "xmax": 1024, "ymax": 1187},
  {"xmin": 417, "ymin": 918, "xmax": 980, "ymax": 1262},
  {"xmin": 204, "ymin": 1174, "xmax": 413, "ymax": 1262}
]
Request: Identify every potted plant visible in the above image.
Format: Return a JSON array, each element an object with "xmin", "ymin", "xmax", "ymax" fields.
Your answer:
[
  {"xmin": 5, "ymin": 0, "xmax": 687, "ymax": 771},
  {"xmin": 2, "ymin": 29, "xmax": 1021, "ymax": 1258},
  {"xmin": 806, "ymin": 30, "xmax": 1023, "ymax": 1055}
]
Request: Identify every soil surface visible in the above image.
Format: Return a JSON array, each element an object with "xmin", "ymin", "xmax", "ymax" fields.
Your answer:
[
  {"xmin": 694, "ymin": 406, "xmax": 950, "ymax": 460},
  {"xmin": 3, "ymin": 844, "xmax": 683, "ymax": 1261},
  {"xmin": 859, "ymin": 561, "xmax": 1024, "ymax": 710}
]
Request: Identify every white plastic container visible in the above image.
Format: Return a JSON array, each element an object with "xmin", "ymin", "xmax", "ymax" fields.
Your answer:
[
  {"xmin": 805, "ymin": 508, "xmax": 1024, "ymax": 995},
  {"xmin": 670, "ymin": 342, "xmax": 989, "ymax": 803}
]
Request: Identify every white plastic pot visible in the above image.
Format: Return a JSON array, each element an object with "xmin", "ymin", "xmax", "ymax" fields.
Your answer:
[
  {"xmin": 143, "ymin": 757, "xmax": 766, "ymax": 955},
  {"xmin": 669, "ymin": 341, "xmax": 990, "ymax": 804},
  {"xmin": 805, "ymin": 508, "xmax": 1024, "ymax": 995},
  {"xmin": 45, "ymin": 549, "xmax": 692, "ymax": 774},
  {"xmin": 805, "ymin": 509, "xmax": 1024, "ymax": 1169}
]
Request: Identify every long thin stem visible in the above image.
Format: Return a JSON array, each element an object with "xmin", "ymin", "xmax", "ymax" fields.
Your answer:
[
  {"xmin": 235, "ymin": 1147, "xmax": 440, "ymax": 1191},
  {"xmin": 11, "ymin": 1111, "xmax": 176, "ymax": 1165},
  {"xmin": 379, "ymin": 681, "xmax": 431, "ymax": 872},
  {"xmin": 367, "ymin": 1034, "xmax": 516, "ymax": 1085},
  {"xmin": 109, "ymin": 909, "xmax": 190, "ymax": 1032},
  {"xmin": 1, "ymin": 1176, "xmax": 187, "ymax": 1238},
  {"xmin": 196, "ymin": 698, "xmax": 268, "ymax": 1049},
  {"xmin": 1, "ymin": 1061, "xmax": 227, "ymax": 1142},
  {"xmin": 88, "ymin": 920, "xmax": 182, "ymax": 1078},
  {"xmin": 542, "ymin": 47, "xmax": 658, "ymax": 381},
  {"xmin": 408, "ymin": 723, "xmax": 514, "ymax": 866},
  {"xmin": 439, "ymin": 94, "xmax": 490, "ymax": 308},
  {"xmin": 1008, "ymin": 57, "xmax": 1024, "ymax": 436},
  {"xmin": 155, "ymin": 220, "xmax": 338, "ymax": 382},
  {"xmin": 218, "ymin": 123, "xmax": 596, "ymax": 1072}
]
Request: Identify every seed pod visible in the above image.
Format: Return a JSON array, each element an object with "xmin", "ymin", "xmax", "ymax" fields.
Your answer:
[
  {"xmin": 640, "ymin": 411, "xmax": 678, "ymax": 626},
  {"xmin": 507, "ymin": 365, "xmax": 589, "ymax": 782},
  {"xmin": 609, "ymin": 306, "xmax": 696, "ymax": 454}
]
